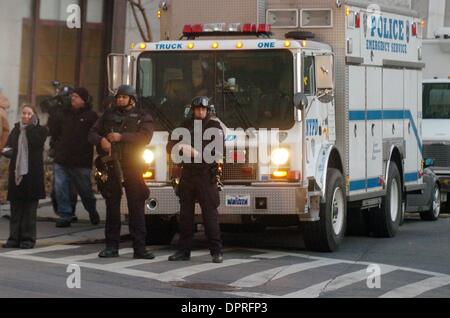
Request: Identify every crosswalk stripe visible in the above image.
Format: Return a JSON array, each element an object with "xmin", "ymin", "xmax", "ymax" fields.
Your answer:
[
  {"xmin": 57, "ymin": 248, "xmax": 134, "ymax": 262},
  {"xmin": 103, "ymin": 254, "xmax": 172, "ymax": 270},
  {"xmin": 379, "ymin": 276, "xmax": 450, "ymax": 298},
  {"xmin": 154, "ymin": 259, "xmax": 258, "ymax": 283},
  {"xmin": 228, "ymin": 291, "xmax": 276, "ymax": 298},
  {"xmin": 283, "ymin": 265, "xmax": 397, "ymax": 298},
  {"xmin": 250, "ymin": 252, "xmax": 292, "ymax": 259},
  {"xmin": 1, "ymin": 245, "xmax": 80, "ymax": 256},
  {"xmin": 231, "ymin": 259, "xmax": 342, "ymax": 288},
  {"xmin": 103, "ymin": 251, "xmax": 212, "ymax": 270}
]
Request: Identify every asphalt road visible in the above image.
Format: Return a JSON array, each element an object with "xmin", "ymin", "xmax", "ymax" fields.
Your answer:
[{"xmin": 0, "ymin": 215, "xmax": 449, "ymax": 298}]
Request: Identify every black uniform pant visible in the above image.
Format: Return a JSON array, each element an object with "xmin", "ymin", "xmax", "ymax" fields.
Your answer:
[
  {"xmin": 178, "ymin": 171, "xmax": 223, "ymax": 256},
  {"xmin": 8, "ymin": 201, "xmax": 38, "ymax": 248},
  {"xmin": 105, "ymin": 168, "xmax": 150, "ymax": 253}
]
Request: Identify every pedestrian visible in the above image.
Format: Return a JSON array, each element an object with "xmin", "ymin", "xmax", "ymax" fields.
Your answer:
[
  {"xmin": 167, "ymin": 96, "xmax": 225, "ymax": 264},
  {"xmin": 47, "ymin": 87, "xmax": 100, "ymax": 228},
  {"xmin": 0, "ymin": 87, "xmax": 11, "ymax": 219},
  {"xmin": 2, "ymin": 105, "xmax": 48, "ymax": 249},
  {"xmin": 89, "ymin": 85, "xmax": 155, "ymax": 259},
  {"xmin": 46, "ymin": 87, "xmax": 79, "ymax": 222},
  {"xmin": 0, "ymin": 87, "xmax": 10, "ymax": 150}
]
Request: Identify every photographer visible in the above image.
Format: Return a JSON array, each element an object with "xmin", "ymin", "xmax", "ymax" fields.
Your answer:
[
  {"xmin": 43, "ymin": 85, "xmax": 79, "ymax": 221},
  {"xmin": 47, "ymin": 87, "xmax": 100, "ymax": 228}
]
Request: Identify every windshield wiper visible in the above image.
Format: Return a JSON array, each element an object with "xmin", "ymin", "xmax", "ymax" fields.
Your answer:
[
  {"xmin": 141, "ymin": 97, "xmax": 175, "ymax": 131},
  {"xmin": 222, "ymin": 90, "xmax": 254, "ymax": 130}
]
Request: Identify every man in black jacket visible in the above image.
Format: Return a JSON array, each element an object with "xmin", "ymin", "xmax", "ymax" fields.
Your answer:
[
  {"xmin": 89, "ymin": 85, "xmax": 155, "ymax": 260},
  {"xmin": 167, "ymin": 96, "xmax": 225, "ymax": 263},
  {"xmin": 48, "ymin": 87, "xmax": 100, "ymax": 228}
]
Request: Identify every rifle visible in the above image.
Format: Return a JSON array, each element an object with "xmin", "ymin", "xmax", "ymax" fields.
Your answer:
[{"xmin": 110, "ymin": 127, "xmax": 125, "ymax": 186}]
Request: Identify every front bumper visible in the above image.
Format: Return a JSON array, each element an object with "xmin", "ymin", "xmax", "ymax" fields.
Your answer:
[
  {"xmin": 430, "ymin": 168, "xmax": 450, "ymax": 192},
  {"xmin": 137, "ymin": 184, "xmax": 307, "ymax": 216}
]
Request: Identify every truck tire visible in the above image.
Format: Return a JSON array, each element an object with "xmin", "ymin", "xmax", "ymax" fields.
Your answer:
[
  {"xmin": 420, "ymin": 184, "xmax": 441, "ymax": 221},
  {"xmin": 369, "ymin": 163, "xmax": 402, "ymax": 237},
  {"xmin": 303, "ymin": 168, "xmax": 347, "ymax": 252},
  {"xmin": 145, "ymin": 215, "xmax": 177, "ymax": 245}
]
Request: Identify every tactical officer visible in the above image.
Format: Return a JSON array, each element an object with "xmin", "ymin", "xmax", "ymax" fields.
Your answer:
[
  {"xmin": 89, "ymin": 85, "xmax": 155, "ymax": 259},
  {"xmin": 167, "ymin": 96, "xmax": 225, "ymax": 264}
]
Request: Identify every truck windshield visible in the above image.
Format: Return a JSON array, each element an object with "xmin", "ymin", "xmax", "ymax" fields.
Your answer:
[
  {"xmin": 137, "ymin": 50, "xmax": 294, "ymax": 131},
  {"xmin": 423, "ymin": 83, "xmax": 450, "ymax": 119}
]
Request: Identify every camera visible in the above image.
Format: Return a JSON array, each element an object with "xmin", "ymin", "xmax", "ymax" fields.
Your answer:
[{"xmin": 40, "ymin": 82, "xmax": 74, "ymax": 114}]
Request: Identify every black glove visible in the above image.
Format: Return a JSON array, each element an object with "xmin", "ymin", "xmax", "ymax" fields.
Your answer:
[{"xmin": 1, "ymin": 147, "xmax": 13, "ymax": 159}]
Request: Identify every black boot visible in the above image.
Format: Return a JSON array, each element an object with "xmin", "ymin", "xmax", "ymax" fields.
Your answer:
[
  {"xmin": 89, "ymin": 211, "xmax": 100, "ymax": 226},
  {"xmin": 2, "ymin": 241, "xmax": 19, "ymax": 249},
  {"xmin": 212, "ymin": 254, "xmax": 223, "ymax": 264},
  {"xmin": 168, "ymin": 251, "xmax": 191, "ymax": 261},
  {"xmin": 98, "ymin": 248, "xmax": 119, "ymax": 258},
  {"xmin": 56, "ymin": 219, "xmax": 71, "ymax": 228},
  {"xmin": 134, "ymin": 249, "xmax": 155, "ymax": 260},
  {"xmin": 20, "ymin": 242, "xmax": 35, "ymax": 249}
]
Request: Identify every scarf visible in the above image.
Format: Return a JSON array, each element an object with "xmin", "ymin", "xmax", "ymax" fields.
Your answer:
[{"xmin": 15, "ymin": 122, "xmax": 29, "ymax": 186}]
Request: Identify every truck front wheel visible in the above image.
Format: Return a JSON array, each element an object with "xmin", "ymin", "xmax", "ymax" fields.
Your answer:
[
  {"xmin": 369, "ymin": 163, "xmax": 402, "ymax": 237},
  {"xmin": 420, "ymin": 184, "xmax": 441, "ymax": 221},
  {"xmin": 303, "ymin": 168, "xmax": 347, "ymax": 252}
]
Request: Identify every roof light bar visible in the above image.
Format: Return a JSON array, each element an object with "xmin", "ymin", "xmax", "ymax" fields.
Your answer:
[{"xmin": 182, "ymin": 23, "xmax": 272, "ymax": 39}]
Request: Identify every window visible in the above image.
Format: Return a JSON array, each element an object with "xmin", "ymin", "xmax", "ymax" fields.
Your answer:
[
  {"xmin": 303, "ymin": 56, "xmax": 315, "ymax": 95},
  {"xmin": 423, "ymin": 83, "xmax": 450, "ymax": 119},
  {"xmin": 445, "ymin": 0, "xmax": 450, "ymax": 27},
  {"xmin": 39, "ymin": 0, "xmax": 79, "ymax": 21},
  {"xmin": 19, "ymin": 0, "xmax": 110, "ymax": 112},
  {"xmin": 138, "ymin": 50, "xmax": 295, "ymax": 131}
]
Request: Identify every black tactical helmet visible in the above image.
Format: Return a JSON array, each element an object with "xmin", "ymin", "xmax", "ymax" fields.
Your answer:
[
  {"xmin": 191, "ymin": 96, "xmax": 211, "ymax": 109},
  {"xmin": 116, "ymin": 85, "xmax": 137, "ymax": 101}
]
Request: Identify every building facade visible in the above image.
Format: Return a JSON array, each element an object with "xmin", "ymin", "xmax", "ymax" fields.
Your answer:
[{"xmin": 0, "ymin": 0, "xmax": 160, "ymax": 124}]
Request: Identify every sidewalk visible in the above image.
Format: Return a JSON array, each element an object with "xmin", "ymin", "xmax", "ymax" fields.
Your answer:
[{"xmin": 0, "ymin": 195, "xmax": 130, "ymax": 246}]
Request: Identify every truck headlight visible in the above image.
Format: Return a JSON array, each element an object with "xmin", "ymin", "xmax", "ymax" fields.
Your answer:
[
  {"xmin": 143, "ymin": 149, "xmax": 155, "ymax": 164},
  {"xmin": 271, "ymin": 148, "xmax": 290, "ymax": 166}
]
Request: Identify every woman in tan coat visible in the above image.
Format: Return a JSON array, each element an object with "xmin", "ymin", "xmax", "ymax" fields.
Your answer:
[{"xmin": 0, "ymin": 89, "xmax": 10, "ymax": 150}]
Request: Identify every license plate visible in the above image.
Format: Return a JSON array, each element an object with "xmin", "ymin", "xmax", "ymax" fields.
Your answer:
[{"xmin": 225, "ymin": 195, "xmax": 251, "ymax": 207}]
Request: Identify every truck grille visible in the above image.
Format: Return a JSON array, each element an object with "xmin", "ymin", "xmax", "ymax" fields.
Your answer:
[
  {"xmin": 222, "ymin": 163, "xmax": 258, "ymax": 181},
  {"xmin": 168, "ymin": 160, "xmax": 258, "ymax": 182},
  {"xmin": 424, "ymin": 144, "xmax": 450, "ymax": 168}
]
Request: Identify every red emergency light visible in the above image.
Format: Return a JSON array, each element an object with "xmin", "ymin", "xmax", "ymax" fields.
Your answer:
[
  {"xmin": 355, "ymin": 13, "xmax": 361, "ymax": 28},
  {"xmin": 183, "ymin": 25, "xmax": 193, "ymax": 34},
  {"xmin": 182, "ymin": 23, "xmax": 272, "ymax": 39},
  {"xmin": 192, "ymin": 24, "xmax": 204, "ymax": 33},
  {"xmin": 257, "ymin": 24, "xmax": 271, "ymax": 33},
  {"xmin": 412, "ymin": 23, "xmax": 417, "ymax": 36},
  {"xmin": 242, "ymin": 23, "xmax": 257, "ymax": 33}
]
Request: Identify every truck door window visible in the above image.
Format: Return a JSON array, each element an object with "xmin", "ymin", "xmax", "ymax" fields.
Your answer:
[
  {"xmin": 139, "ymin": 57, "xmax": 154, "ymax": 97},
  {"xmin": 303, "ymin": 56, "xmax": 315, "ymax": 95},
  {"xmin": 423, "ymin": 83, "xmax": 450, "ymax": 119}
]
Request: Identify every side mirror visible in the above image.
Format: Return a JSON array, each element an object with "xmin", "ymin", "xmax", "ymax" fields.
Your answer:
[
  {"xmin": 107, "ymin": 54, "xmax": 135, "ymax": 95},
  {"xmin": 315, "ymin": 55, "xmax": 334, "ymax": 91},
  {"xmin": 425, "ymin": 158, "xmax": 435, "ymax": 168},
  {"xmin": 294, "ymin": 92, "xmax": 308, "ymax": 111}
]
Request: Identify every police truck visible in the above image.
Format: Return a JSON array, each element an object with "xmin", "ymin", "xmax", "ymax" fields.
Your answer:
[{"xmin": 108, "ymin": 0, "xmax": 431, "ymax": 252}]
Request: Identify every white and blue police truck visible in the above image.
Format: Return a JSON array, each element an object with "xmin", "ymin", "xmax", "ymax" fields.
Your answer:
[
  {"xmin": 422, "ymin": 27, "xmax": 450, "ymax": 213},
  {"xmin": 108, "ymin": 0, "xmax": 435, "ymax": 252}
]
